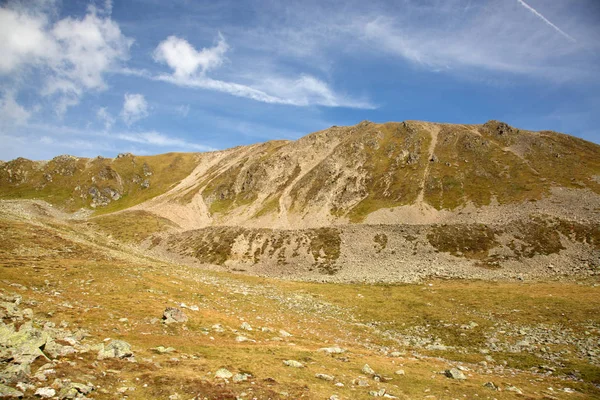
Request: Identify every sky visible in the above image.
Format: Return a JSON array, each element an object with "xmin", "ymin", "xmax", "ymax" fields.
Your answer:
[{"xmin": 1, "ymin": 0, "xmax": 599, "ymax": 160}]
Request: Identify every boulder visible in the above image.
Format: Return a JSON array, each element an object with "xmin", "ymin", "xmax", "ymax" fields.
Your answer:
[
  {"xmin": 162, "ymin": 308, "xmax": 188, "ymax": 324},
  {"xmin": 97, "ymin": 340, "xmax": 133, "ymax": 360},
  {"xmin": 0, "ymin": 384, "xmax": 23, "ymax": 398},
  {"xmin": 445, "ymin": 368, "xmax": 466, "ymax": 380},
  {"xmin": 215, "ymin": 368, "xmax": 233, "ymax": 379},
  {"xmin": 283, "ymin": 360, "xmax": 304, "ymax": 368}
]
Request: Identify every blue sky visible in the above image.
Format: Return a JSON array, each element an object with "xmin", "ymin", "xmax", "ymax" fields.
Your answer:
[{"xmin": 1, "ymin": 0, "xmax": 599, "ymax": 160}]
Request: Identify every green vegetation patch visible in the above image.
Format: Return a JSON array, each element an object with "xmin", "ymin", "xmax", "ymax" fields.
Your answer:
[
  {"xmin": 307, "ymin": 227, "xmax": 342, "ymax": 275},
  {"xmin": 373, "ymin": 233, "xmax": 388, "ymax": 253},
  {"xmin": 427, "ymin": 224, "xmax": 498, "ymax": 260}
]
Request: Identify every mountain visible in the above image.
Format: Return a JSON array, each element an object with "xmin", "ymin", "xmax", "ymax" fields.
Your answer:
[{"xmin": 1, "ymin": 120, "xmax": 599, "ymax": 282}]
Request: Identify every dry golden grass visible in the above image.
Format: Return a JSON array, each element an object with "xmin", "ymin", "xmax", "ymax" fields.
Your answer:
[{"xmin": 1, "ymin": 210, "xmax": 599, "ymax": 399}]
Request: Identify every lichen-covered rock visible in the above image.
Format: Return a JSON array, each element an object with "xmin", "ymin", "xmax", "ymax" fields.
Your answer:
[
  {"xmin": 162, "ymin": 307, "xmax": 188, "ymax": 324},
  {"xmin": 214, "ymin": 368, "xmax": 233, "ymax": 379},
  {"xmin": 0, "ymin": 383, "xmax": 23, "ymax": 398},
  {"xmin": 97, "ymin": 340, "xmax": 133, "ymax": 360}
]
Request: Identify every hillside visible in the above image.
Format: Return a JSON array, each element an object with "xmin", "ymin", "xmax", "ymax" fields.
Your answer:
[
  {"xmin": 1, "ymin": 120, "xmax": 599, "ymax": 282},
  {"xmin": 1, "ymin": 120, "xmax": 600, "ymax": 398}
]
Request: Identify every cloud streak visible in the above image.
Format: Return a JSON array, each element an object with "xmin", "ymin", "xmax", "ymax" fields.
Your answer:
[
  {"xmin": 516, "ymin": 0, "xmax": 576, "ymax": 43},
  {"xmin": 151, "ymin": 34, "xmax": 374, "ymax": 109}
]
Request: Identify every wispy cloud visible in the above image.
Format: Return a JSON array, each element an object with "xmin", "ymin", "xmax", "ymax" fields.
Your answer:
[
  {"xmin": 0, "ymin": 121, "xmax": 215, "ymax": 160},
  {"xmin": 121, "ymin": 93, "xmax": 149, "ymax": 126},
  {"xmin": 151, "ymin": 34, "xmax": 374, "ymax": 109},
  {"xmin": 115, "ymin": 131, "xmax": 213, "ymax": 151},
  {"xmin": 96, "ymin": 107, "xmax": 115, "ymax": 130},
  {"xmin": 0, "ymin": 91, "xmax": 31, "ymax": 128},
  {"xmin": 516, "ymin": 0, "xmax": 576, "ymax": 43}
]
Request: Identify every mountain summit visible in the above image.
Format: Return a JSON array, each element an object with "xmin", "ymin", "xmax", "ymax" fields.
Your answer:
[{"xmin": 2, "ymin": 120, "xmax": 599, "ymax": 282}]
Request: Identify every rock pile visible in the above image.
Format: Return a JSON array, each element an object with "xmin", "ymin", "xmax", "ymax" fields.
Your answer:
[{"xmin": 0, "ymin": 292, "xmax": 133, "ymax": 398}]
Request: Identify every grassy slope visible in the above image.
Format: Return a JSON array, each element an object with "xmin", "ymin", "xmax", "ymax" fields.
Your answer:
[
  {"xmin": 0, "ymin": 153, "xmax": 199, "ymax": 214},
  {"xmin": 2, "ymin": 121, "xmax": 600, "ymax": 223},
  {"xmin": 1, "ymin": 208, "xmax": 599, "ymax": 399},
  {"xmin": 87, "ymin": 210, "xmax": 180, "ymax": 244}
]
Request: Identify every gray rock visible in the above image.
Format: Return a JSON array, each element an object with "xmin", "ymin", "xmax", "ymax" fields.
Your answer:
[
  {"xmin": 444, "ymin": 368, "xmax": 466, "ymax": 380},
  {"xmin": 315, "ymin": 373, "xmax": 334, "ymax": 381},
  {"xmin": 283, "ymin": 360, "xmax": 304, "ymax": 368},
  {"xmin": 152, "ymin": 346, "xmax": 175, "ymax": 354},
  {"xmin": 215, "ymin": 368, "xmax": 233, "ymax": 379},
  {"xmin": 362, "ymin": 364, "xmax": 376, "ymax": 375},
  {"xmin": 97, "ymin": 340, "xmax": 133, "ymax": 360},
  {"xmin": 353, "ymin": 378, "xmax": 370, "ymax": 387},
  {"xmin": 240, "ymin": 322, "xmax": 252, "ymax": 331},
  {"xmin": 395, "ymin": 369, "xmax": 405, "ymax": 375},
  {"xmin": 483, "ymin": 381, "xmax": 498, "ymax": 390},
  {"xmin": 279, "ymin": 330, "xmax": 292, "ymax": 337},
  {"xmin": 506, "ymin": 385, "xmax": 523, "ymax": 394},
  {"xmin": 0, "ymin": 384, "xmax": 23, "ymax": 398},
  {"xmin": 58, "ymin": 382, "xmax": 95, "ymax": 399},
  {"xmin": 233, "ymin": 373, "xmax": 250, "ymax": 383},
  {"xmin": 162, "ymin": 307, "xmax": 188, "ymax": 324},
  {"xmin": 318, "ymin": 346, "xmax": 346, "ymax": 354},
  {"xmin": 34, "ymin": 387, "xmax": 56, "ymax": 398}
]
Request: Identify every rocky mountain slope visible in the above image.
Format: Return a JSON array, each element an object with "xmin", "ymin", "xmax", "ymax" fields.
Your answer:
[{"xmin": 1, "ymin": 120, "xmax": 599, "ymax": 282}]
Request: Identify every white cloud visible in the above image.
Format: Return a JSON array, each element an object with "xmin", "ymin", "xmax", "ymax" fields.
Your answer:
[
  {"xmin": 0, "ymin": 91, "xmax": 31, "ymax": 129},
  {"xmin": 153, "ymin": 34, "xmax": 374, "ymax": 109},
  {"xmin": 121, "ymin": 93, "xmax": 149, "ymax": 126},
  {"xmin": 356, "ymin": 1, "xmax": 590, "ymax": 81},
  {"xmin": 115, "ymin": 131, "xmax": 214, "ymax": 151},
  {"xmin": 153, "ymin": 34, "xmax": 228, "ymax": 78},
  {"xmin": 0, "ymin": 122, "xmax": 216, "ymax": 160},
  {"xmin": 0, "ymin": 7, "xmax": 56, "ymax": 74},
  {"xmin": 0, "ymin": 2, "xmax": 132, "ymax": 114},
  {"xmin": 97, "ymin": 107, "xmax": 115, "ymax": 130}
]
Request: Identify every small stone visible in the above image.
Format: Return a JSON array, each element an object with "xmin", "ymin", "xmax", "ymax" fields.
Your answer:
[
  {"xmin": 233, "ymin": 373, "xmax": 250, "ymax": 383},
  {"xmin": 362, "ymin": 364, "xmax": 376, "ymax": 375},
  {"xmin": 315, "ymin": 373, "xmax": 334, "ymax": 381},
  {"xmin": 506, "ymin": 385, "xmax": 523, "ymax": 394},
  {"xmin": 240, "ymin": 322, "xmax": 252, "ymax": 331},
  {"xmin": 35, "ymin": 387, "xmax": 56, "ymax": 398},
  {"xmin": 97, "ymin": 340, "xmax": 133, "ymax": 360},
  {"xmin": 152, "ymin": 346, "xmax": 176, "ymax": 354},
  {"xmin": 279, "ymin": 330, "xmax": 292, "ymax": 337},
  {"xmin": 283, "ymin": 360, "xmax": 304, "ymax": 368},
  {"xmin": 395, "ymin": 369, "xmax": 405, "ymax": 375},
  {"xmin": 483, "ymin": 381, "xmax": 498, "ymax": 390},
  {"xmin": 353, "ymin": 378, "xmax": 370, "ymax": 387},
  {"xmin": 162, "ymin": 307, "xmax": 188, "ymax": 324},
  {"xmin": 318, "ymin": 346, "xmax": 346, "ymax": 354},
  {"xmin": 215, "ymin": 368, "xmax": 233, "ymax": 379},
  {"xmin": 389, "ymin": 351, "xmax": 404, "ymax": 357},
  {"xmin": 444, "ymin": 368, "xmax": 466, "ymax": 380}
]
